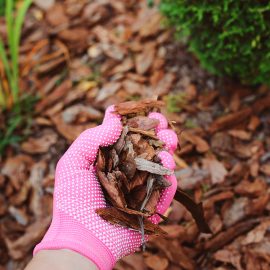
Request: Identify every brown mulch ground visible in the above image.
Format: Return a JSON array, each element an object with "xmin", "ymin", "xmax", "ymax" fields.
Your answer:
[{"xmin": 1, "ymin": 1, "xmax": 270, "ymax": 269}]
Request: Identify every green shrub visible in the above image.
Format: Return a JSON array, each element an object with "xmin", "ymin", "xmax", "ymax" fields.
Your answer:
[{"xmin": 160, "ymin": 0, "xmax": 270, "ymax": 85}]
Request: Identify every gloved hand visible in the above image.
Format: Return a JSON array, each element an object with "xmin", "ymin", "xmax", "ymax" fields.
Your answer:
[{"xmin": 34, "ymin": 106, "xmax": 178, "ymax": 270}]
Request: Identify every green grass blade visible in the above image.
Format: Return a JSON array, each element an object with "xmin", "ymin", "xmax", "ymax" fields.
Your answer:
[
  {"xmin": 0, "ymin": 36, "xmax": 18, "ymax": 106},
  {"xmin": 5, "ymin": 0, "xmax": 18, "ymax": 104},
  {"xmin": 0, "ymin": 38, "xmax": 13, "ymax": 86},
  {"xmin": 0, "ymin": 82, "xmax": 6, "ymax": 108},
  {"xmin": 5, "ymin": 0, "xmax": 14, "ymax": 55},
  {"xmin": 12, "ymin": 0, "xmax": 32, "ymax": 102}
]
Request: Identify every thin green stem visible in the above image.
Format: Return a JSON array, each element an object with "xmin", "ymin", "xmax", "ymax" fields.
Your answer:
[
  {"xmin": 12, "ymin": 0, "xmax": 32, "ymax": 102},
  {"xmin": 5, "ymin": 0, "xmax": 17, "ymax": 103},
  {"xmin": 0, "ymin": 82, "xmax": 6, "ymax": 108}
]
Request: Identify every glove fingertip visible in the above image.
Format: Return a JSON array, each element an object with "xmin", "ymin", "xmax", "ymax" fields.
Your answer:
[
  {"xmin": 158, "ymin": 151, "xmax": 176, "ymax": 170},
  {"xmin": 100, "ymin": 119, "xmax": 123, "ymax": 147},
  {"xmin": 157, "ymin": 129, "xmax": 178, "ymax": 154},
  {"xmin": 103, "ymin": 105, "xmax": 121, "ymax": 123},
  {"xmin": 148, "ymin": 112, "xmax": 168, "ymax": 132}
]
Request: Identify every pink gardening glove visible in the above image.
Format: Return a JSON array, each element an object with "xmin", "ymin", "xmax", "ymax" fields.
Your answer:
[{"xmin": 34, "ymin": 106, "xmax": 178, "ymax": 270}]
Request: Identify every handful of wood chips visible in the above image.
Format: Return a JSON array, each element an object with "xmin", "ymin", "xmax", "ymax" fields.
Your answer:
[{"xmin": 95, "ymin": 100, "xmax": 211, "ymax": 243}]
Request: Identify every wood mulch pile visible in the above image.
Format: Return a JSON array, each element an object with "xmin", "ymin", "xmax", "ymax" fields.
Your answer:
[{"xmin": 0, "ymin": 1, "xmax": 270, "ymax": 269}]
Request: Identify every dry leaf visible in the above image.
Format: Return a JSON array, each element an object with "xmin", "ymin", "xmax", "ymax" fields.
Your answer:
[
  {"xmin": 183, "ymin": 132, "xmax": 209, "ymax": 153},
  {"xmin": 4, "ymin": 217, "xmax": 51, "ymax": 259},
  {"xmin": 260, "ymin": 163, "xmax": 270, "ymax": 176},
  {"xmin": 46, "ymin": 4, "xmax": 68, "ymax": 27},
  {"xmin": 115, "ymin": 254, "xmax": 146, "ymax": 270},
  {"xmin": 135, "ymin": 45, "xmax": 155, "ymax": 75},
  {"xmin": 241, "ymin": 220, "xmax": 270, "ymax": 245},
  {"xmin": 62, "ymin": 104, "xmax": 103, "ymax": 124},
  {"xmin": 153, "ymin": 73, "xmax": 175, "ymax": 96},
  {"xmin": 203, "ymin": 157, "xmax": 228, "ymax": 184},
  {"xmin": 122, "ymin": 80, "xmax": 143, "ymax": 95},
  {"xmin": 213, "ymin": 249, "xmax": 243, "ymax": 270},
  {"xmin": 228, "ymin": 129, "xmax": 252, "ymax": 140},
  {"xmin": 145, "ymin": 255, "xmax": 169, "ymax": 270},
  {"xmin": 36, "ymin": 80, "xmax": 71, "ymax": 113},
  {"xmin": 222, "ymin": 197, "xmax": 249, "ymax": 227},
  {"xmin": 34, "ymin": 0, "xmax": 55, "ymax": 10},
  {"xmin": 235, "ymin": 179, "xmax": 267, "ymax": 196},
  {"xmin": 21, "ymin": 129, "xmax": 58, "ymax": 154}
]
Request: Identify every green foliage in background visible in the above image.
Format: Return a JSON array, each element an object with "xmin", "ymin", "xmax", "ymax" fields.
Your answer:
[
  {"xmin": 165, "ymin": 92, "xmax": 187, "ymax": 113},
  {"xmin": 0, "ymin": 95, "xmax": 37, "ymax": 154},
  {"xmin": 0, "ymin": 0, "xmax": 32, "ymax": 109},
  {"xmin": 0, "ymin": 0, "xmax": 33, "ymax": 155},
  {"xmin": 160, "ymin": 0, "xmax": 270, "ymax": 85}
]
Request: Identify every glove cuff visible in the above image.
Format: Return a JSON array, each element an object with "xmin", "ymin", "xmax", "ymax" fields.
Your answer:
[{"xmin": 33, "ymin": 209, "xmax": 115, "ymax": 270}]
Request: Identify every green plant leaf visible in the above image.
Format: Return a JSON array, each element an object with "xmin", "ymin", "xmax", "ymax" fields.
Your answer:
[
  {"xmin": 0, "ymin": 82, "xmax": 6, "ymax": 108},
  {"xmin": 0, "ymin": 38, "xmax": 12, "ymax": 83},
  {"xmin": 12, "ymin": 0, "xmax": 32, "ymax": 101}
]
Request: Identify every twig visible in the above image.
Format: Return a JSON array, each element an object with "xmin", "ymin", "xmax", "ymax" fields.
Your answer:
[
  {"xmin": 140, "ymin": 176, "xmax": 155, "ymax": 211},
  {"xmin": 138, "ymin": 216, "xmax": 146, "ymax": 251}
]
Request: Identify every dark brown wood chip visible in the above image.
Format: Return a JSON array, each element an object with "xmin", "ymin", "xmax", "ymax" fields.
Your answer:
[
  {"xmin": 174, "ymin": 188, "xmax": 212, "ymax": 234},
  {"xmin": 96, "ymin": 207, "xmax": 166, "ymax": 235}
]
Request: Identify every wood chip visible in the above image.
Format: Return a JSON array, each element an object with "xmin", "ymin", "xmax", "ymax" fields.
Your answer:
[
  {"xmin": 114, "ymin": 99, "xmax": 164, "ymax": 115},
  {"xmin": 174, "ymin": 188, "xmax": 212, "ymax": 234},
  {"xmin": 135, "ymin": 158, "xmax": 172, "ymax": 175},
  {"xmin": 96, "ymin": 207, "xmax": 166, "ymax": 235}
]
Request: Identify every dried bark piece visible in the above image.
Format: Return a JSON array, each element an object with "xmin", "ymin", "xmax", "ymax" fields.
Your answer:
[
  {"xmin": 107, "ymin": 155, "xmax": 114, "ymax": 173},
  {"xmin": 113, "ymin": 170, "xmax": 130, "ymax": 193},
  {"xmin": 110, "ymin": 148, "xmax": 119, "ymax": 168},
  {"xmin": 119, "ymin": 153, "xmax": 137, "ymax": 179},
  {"xmin": 174, "ymin": 188, "xmax": 212, "ymax": 234},
  {"xmin": 135, "ymin": 158, "xmax": 172, "ymax": 175},
  {"xmin": 114, "ymin": 99, "xmax": 164, "ymax": 115},
  {"xmin": 97, "ymin": 148, "xmax": 106, "ymax": 172},
  {"xmin": 4, "ymin": 217, "xmax": 51, "ymax": 260},
  {"xmin": 149, "ymin": 139, "xmax": 164, "ymax": 148},
  {"xmin": 127, "ymin": 116, "xmax": 160, "ymax": 130},
  {"xmin": 128, "ymin": 185, "xmax": 147, "ymax": 209},
  {"xmin": 21, "ymin": 129, "xmax": 58, "ymax": 154},
  {"xmin": 114, "ymin": 126, "xmax": 128, "ymax": 154},
  {"xmin": 0, "ymin": 195, "xmax": 7, "ymax": 216},
  {"xmin": 129, "ymin": 133, "xmax": 141, "ymax": 145},
  {"xmin": 97, "ymin": 171, "xmax": 127, "ymax": 208},
  {"xmin": 96, "ymin": 207, "xmax": 166, "ymax": 235},
  {"xmin": 130, "ymin": 171, "xmax": 149, "ymax": 191},
  {"xmin": 200, "ymin": 219, "xmax": 259, "ymax": 253},
  {"xmin": 209, "ymin": 108, "xmax": 252, "ymax": 133},
  {"xmin": 145, "ymin": 189, "xmax": 160, "ymax": 214},
  {"xmin": 135, "ymin": 45, "xmax": 155, "ymax": 75},
  {"xmin": 133, "ymin": 138, "xmax": 156, "ymax": 161},
  {"xmin": 116, "ymin": 207, "xmax": 150, "ymax": 217},
  {"xmin": 128, "ymin": 127, "xmax": 159, "ymax": 140}
]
